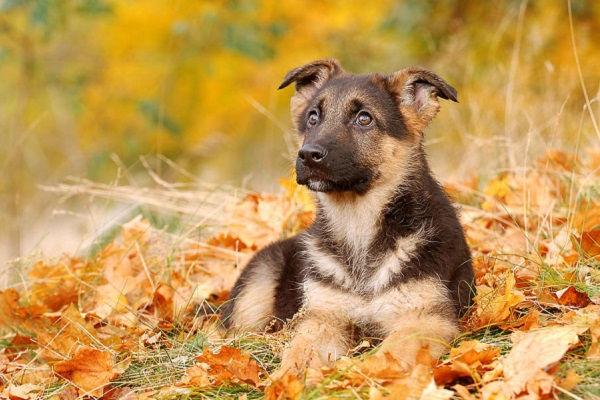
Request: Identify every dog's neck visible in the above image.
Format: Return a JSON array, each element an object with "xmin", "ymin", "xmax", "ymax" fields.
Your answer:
[{"xmin": 314, "ymin": 149, "xmax": 433, "ymax": 264}]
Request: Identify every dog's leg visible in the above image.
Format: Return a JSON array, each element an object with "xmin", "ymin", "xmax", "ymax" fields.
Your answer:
[
  {"xmin": 276, "ymin": 310, "xmax": 351, "ymax": 377},
  {"xmin": 377, "ymin": 313, "xmax": 459, "ymax": 369}
]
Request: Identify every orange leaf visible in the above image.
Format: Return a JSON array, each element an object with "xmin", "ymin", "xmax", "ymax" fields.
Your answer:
[
  {"xmin": 434, "ymin": 341, "xmax": 500, "ymax": 385},
  {"xmin": 0, "ymin": 289, "xmax": 27, "ymax": 326},
  {"xmin": 557, "ymin": 369, "xmax": 583, "ymax": 391},
  {"xmin": 588, "ymin": 325, "xmax": 600, "ymax": 361},
  {"xmin": 178, "ymin": 363, "xmax": 212, "ymax": 388},
  {"xmin": 449, "ymin": 340, "xmax": 501, "ymax": 366},
  {"xmin": 552, "ymin": 286, "xmax": 591, "ymax": 308},
  {"xmin": 195, "ymin": 346, "xmax": 263, "ymax": 386},
  {"xmin": 36, "ymin": 304, "xmax": 98, "ymax": 362},
  {"xmin": 265, "ymin": 371, "xmax": 303, "ymax": 400},
  {"xmin": 579, "ymin": 230, "xmax": 600, "ymax": 257},
  {"xmin": 0, "ymin": 289, "xmax": 46, "ymax": 331},
  {"xmin": 571, "ymin": 203, "xmax": 600, "ymax": 232},
  {"xmin": 334, "ymin": 351, "xmax": 408, "ymax": 386},
  {"xmin": 28, "ymin": 258, "xmax": 88, "ymax": 312},
  {"xmin": 53, "ymin": 346, "xmax": 117, "ymax": 397}
]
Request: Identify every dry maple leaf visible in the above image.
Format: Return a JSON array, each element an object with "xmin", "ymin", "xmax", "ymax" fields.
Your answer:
[
  {"xmin": 0, "ymin": 288, "xmax": 46, "ymax": 331},
  {"xmin": 386, "ymin": 364, "xmax": 453, "ymax": 400},
  {"xmin": 578, "ymin": 230, "xmax": 600, "ymax": 258},
  {"xmin": 588, "ymin": 324, "xmax": 600, "ymax": 361},
  {"xmin": 434, "ymin": 340, "xmax": 501, "ymax": 385},
  {"xmin": 264, "ymin": 371, "xmax": 303, "ymax": 400},
  {"xmin": 0, "ymin": 289, "xmax": 28, "ymax": 327},
  {"xmin": 556, "ymin": 369, "xmax": 583, "ymax": 392},
  {"xmin": 501, "ymin": 325, "xmax": 588, "ymax": 397},
  {"xmin": 28, "ymin": 258, "xmax": 92, "ymax": 313},
  {"xmin": 471, "ymin": 272, "xmax": 526, "ymax": 329},
  {"xmin": 570, "ymin": 202, "xmax": 600, "ymax": 232},
  {"xmin": 552, "ymin": 286, "xmax": 591, "ymax": 308},
  {"xmin": 53, "ymin": 346, "xmax": 117, "ymax": 397},
  {"xmin": 36, "ymin": 304, "xmax": 98, "ymax": 362},
  {"xmin": 195, "ymin": 345, "xmax": 263, "ymax": 387},
  {"xmin": 336, "ymin": 351, "xmax": 408, "ymax": 386},
  {"xmin": 0, "ymin": 383, "xmax": 43, "ymax": 400},
  {"xmin": 178, "ymin": 363, "xmax": 212, "ymax": 388},
  {"xmin": 218, "ymin": 193, "xmax": 299, "ymax": 250}
]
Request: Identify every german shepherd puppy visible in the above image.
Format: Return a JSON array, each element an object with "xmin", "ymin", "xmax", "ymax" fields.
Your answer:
[{"xmin": 222, "ymin": 59, "xmax": 474, "ymax": 375}]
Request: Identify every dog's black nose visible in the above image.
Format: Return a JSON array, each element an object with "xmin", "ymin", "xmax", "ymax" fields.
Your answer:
[{"xmin": 298, "ymin": 144, "xmax": 327, "ymax": 165}]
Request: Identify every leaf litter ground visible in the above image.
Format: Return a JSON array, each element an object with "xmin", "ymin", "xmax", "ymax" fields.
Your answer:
[{"xmin": 2, "ymin": 149, "xmax": 600, "ymax": 399}]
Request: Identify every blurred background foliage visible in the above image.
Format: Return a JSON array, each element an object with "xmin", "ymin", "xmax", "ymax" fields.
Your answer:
[{"xmin": 1, "ymin": 0, "xmax": 600, "ymax": 260}]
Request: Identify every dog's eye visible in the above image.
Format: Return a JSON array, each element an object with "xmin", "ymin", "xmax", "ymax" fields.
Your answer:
[
  {"xmin": 307, "ymin": 112, "xmax": 319, "ymax": 127},
  {"xmin": 356, "ymin": 112, "xmax": 373, "ymax": 127}
]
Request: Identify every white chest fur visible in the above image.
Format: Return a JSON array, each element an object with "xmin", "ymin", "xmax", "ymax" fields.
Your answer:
[{"xmin": 304, "ymin": 228, "xmax": 428, "ymax": 295}]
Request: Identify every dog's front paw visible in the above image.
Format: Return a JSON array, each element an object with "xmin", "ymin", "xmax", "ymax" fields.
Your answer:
[{"xmin": 276, "ymin": 342, "xmax": 323, "ymax": 377}]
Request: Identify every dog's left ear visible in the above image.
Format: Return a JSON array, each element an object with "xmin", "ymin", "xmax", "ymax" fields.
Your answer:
[{"xmin": 386, "ymin": 67, "xmax": 458, "ymax": 133}]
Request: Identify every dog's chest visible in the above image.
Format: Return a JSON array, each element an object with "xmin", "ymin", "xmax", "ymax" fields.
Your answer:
[{"xmin": 305, "ymin": 230, "xmax": 426, "ymax": 294}]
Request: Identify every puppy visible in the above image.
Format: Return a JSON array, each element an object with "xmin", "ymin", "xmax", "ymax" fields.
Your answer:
[{"xmin": 222, "ymin": 58, "xmax": 475, "ymax": 375}]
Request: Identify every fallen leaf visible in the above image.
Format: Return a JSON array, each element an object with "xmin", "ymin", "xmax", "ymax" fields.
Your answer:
[
  {"xmin": 499, "ymin": 308, "xmax": 540, "ymax": 331},
  {"xmin": 0, "ymin": 289, "xmax": 45, "ymax": 330},
  {"xmin": 0, "ymin": 383, "xmax": 43, "ymax": 400},
  {"xmin": 472, "ymin": 272, "xmax": 526, "ymax": 328},
  {"xmin": 579, "ymin": 230, "xmax": 600, "ymax": 257},
  {"xmin": 177, "ymin": 363, "xmax": 212, "ymax": 387},
  {"xmin": 28, "ymin": 258, "xmax": 89, "ymax": 312},
  {"xmin": 36, "ymin": 304, "xmax": 98, "ymax": 362},
  {"xmin": 335, "ymin": 351, "xmax": 408, "ymax": 386},
  {"xmin": 434, "ymin": 340, "xmax": 500, "ymax": 385},
  {"xmin": 54, "ymin": 385, "xmax": 79, "ymax": 399},
  {"xmin": 99, "ymin": 385, "xmax": 138, "ymax": 400},
  {"xmin": 539, "ymin": 149, "xmax": 578, "ymax": 172},
  {"xmin": 553, "ymin": 286, "xmax": 591, "ymax": 308},
  {"xmin": 387, "ymin": 364, "xmax": 450, "ymax": 400},
  {"xmin": 557, "ymin": 369, "xmax": 583, "ymax": 391},
  {"xmin": 195, "ymin": 346, "xmax": 263, "ymax": 386},
  {"xmin": 53, "ymin": 346, "xmax": 117, "ymax": 397},
  {"xmin": 502, "ymin": 325, "xmax": 587, "ymax": 396},
  {"xmin": 588, "ymin": 325, "xmax": 600, "ymax": 361},
  {"xmin": 571, "ymin": 202, "xmax": 600, "ymax": 232},
  {"xmin": 265, "ymin": 371, "xmax": 303, "ymax": 400},
  {"xmin": 479, "ymin": 380, "xmax": 512, "ymax": 400}
]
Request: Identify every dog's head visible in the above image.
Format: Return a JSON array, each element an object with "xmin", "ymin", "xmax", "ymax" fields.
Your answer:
[{"xmin": 279, "ymin": 58, "xmax": 458, "ymax": 194}]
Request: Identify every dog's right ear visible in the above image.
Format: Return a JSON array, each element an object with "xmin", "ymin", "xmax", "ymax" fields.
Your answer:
[
  {"xmin": 278, "ymin": 58, "xmax": 343, "ymax": 92},
  {"xmin": 279, "ymin": 59, "xmax": 343, "ymax": 127}
]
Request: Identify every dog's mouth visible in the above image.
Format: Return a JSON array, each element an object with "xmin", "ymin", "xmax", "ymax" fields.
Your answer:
[{"xmin": 297, "ymin": 175, "xmax": 372, "ymax": 194}]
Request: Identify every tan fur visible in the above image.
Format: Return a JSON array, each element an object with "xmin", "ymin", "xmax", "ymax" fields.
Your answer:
[
  {"xmin": 277, "ymin": 277, "xmax": 457, "ymax": 370},
  {"xmin": 229, "ymin": 263, "xmax": 276, "ymax": 330},
  {"xmin": 278, "ymin": 310, "xmax": 351, "ymax": 376}
]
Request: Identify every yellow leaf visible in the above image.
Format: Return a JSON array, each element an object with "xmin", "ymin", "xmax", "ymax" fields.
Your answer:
[
  {"xmin": 53, "ymin": 346, "xmax": 117, "ymax": 397},
  {"xmin": 472, "ymin": 272, "xmax": 525, "ymax": 328}
]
